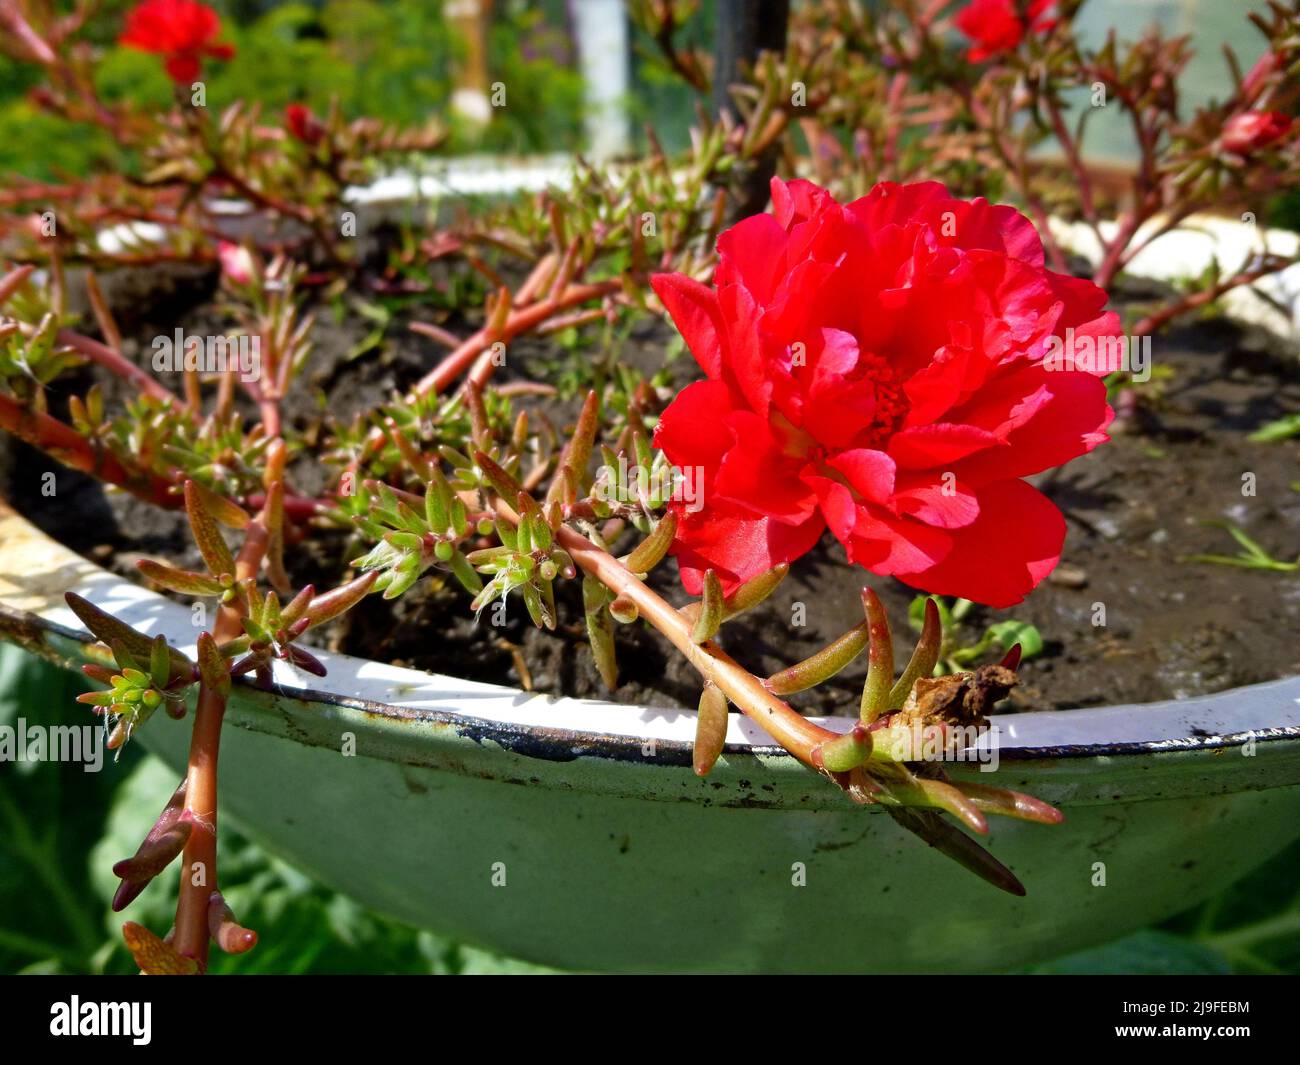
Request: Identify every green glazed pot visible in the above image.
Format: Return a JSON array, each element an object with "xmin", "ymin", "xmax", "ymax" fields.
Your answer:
[{"xmin": 2, "ymin": 500, "xmax": 1299, "ymax": 972}]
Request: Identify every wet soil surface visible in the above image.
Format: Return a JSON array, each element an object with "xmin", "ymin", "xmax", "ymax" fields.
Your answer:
[{"xmin": 3, "ymin": 263, "xmax": 1298, "ymax": 715}]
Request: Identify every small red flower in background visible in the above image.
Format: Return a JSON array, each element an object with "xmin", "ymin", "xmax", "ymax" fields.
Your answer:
[
  {"xmin": 120, "ymin": 0, "xmax": 234, "ymax": 84},
  {"xmin": 217, "ymin": 241, "xmax": 253, "ymax": 285},
  {"xmin": 956, "ymin": 0, "xmax": 1056, "ymax": 62},
  {"xmin": 285, "ymin": 103, "xmax": 325, "ymax": 147},
  {"xmin": 651, "ymin": 178, "xmax": 1118, "ymax": 608},
  {"xmin": 1220, "ymin": 111, "xmax": 1292, "ymax": 155}
]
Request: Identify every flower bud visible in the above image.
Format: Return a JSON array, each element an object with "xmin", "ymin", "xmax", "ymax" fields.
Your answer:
[{"xmin": 1221, "ymin": 111, "xmax": 1292, "ymax": 154}]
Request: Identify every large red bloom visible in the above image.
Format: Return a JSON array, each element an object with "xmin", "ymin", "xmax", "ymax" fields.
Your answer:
[
  {"xmin": 955, "ymin": 0, "xmax": 1056, "ymax": 62},
  {"xmin": 120, "ymin": 0, "xmax": 234, "ymax": 84},
  {"xmin": 651, "ymin": 178, "xmax": 1117, "ymax": 608}
]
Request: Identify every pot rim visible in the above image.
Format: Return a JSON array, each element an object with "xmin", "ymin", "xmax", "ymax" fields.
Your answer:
[{"xmin": 3, "ymin": 501, "xmax": 1299, "ymax": 767}]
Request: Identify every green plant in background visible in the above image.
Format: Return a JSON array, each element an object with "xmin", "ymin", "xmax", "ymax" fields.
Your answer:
[
  {"xmin": 907, "ymin": 596, "xmax": 1044, "ymax": 677},
  {"xmin": 1249, "ymin": 412, "xmax": 1300, "ymax": 441},
  {"xmin": 0, "ymin": 0, "xmax": 586, "ymax": 182},
  {"xmin": 0, "ymin": 643, "xmax": 552, "ymax": 974},
  {"xmin": 1186, "ymin": 521, "xmax": 1299, "ymax": 572}
]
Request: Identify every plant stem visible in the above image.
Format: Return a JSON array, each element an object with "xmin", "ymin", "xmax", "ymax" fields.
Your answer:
[
  {"xmin": 56, "ymin": 329, "xmax": 182, "ymax": 410},
  {"xmin": 173, "ymin": 519, "xmax": 267, "ymax": 968},
  {"xmin": 412, "ymin": 280, "xmax": 621, "ymax": 398},
  {"xmin": 548, "ymin": 518, "xmax": 835, "ymax": 764},
  {"xmin": 1130, "ymin": 260, "xmax": 1286, "ymax": 336},
  {"xmin": 215, "ymin": 522, "xmax": 269, "ymax": 643},
  {"xmin": 0, "ymin": 393, "xmax": 178, "ymax": 507},
  {"xmin": 171, "ymin": 677, "xmax": 226, "ymax": 968}
]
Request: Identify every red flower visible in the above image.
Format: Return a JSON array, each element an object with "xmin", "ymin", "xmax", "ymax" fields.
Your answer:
[
  {"xmin": 651, "ymin": 178, "xmax": 1118, "ymax": 608},
  {"xmin": 1220, "ymin": 111, "xmax": 1292, "ymax": 155},
  {"xmin": 217, "ymin": 241, "xmax": 253, "ymax": 285},
  {"xmin": 285, "ymin": 103, "xmax": 325, "ymax": 147},
  {"xmin": 955, "ymin": 0, "xmax": 1056, "ymax": 62},
  {"xmin": 120, "ymin": 0, "xmax": 234, "ymax": 84}
]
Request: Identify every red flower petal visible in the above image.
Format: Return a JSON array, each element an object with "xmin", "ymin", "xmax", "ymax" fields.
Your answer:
[
  {"xmin": 956, "ymin": 0, "xmax": 1056, "ymax": 63},
  {"xmin": 120, "ymin": 0, "xmax": 232, "ymax": 83},
  {"xmin": 813, "ymin": 475, "xmax": 954, "ymax": 576},
  {"xmin": 770, "ymin": 177, "xmax": 837, "ymax": 228},
  {"xmin": 950, "ymin": 364, "xmax": 1112, "ymax": 484},
  {"xmin": 803, "ymin": 329, "xmax": 885, "ymax": 449},
  {"xmin": 715, "ymin": 212, "xmax": 789, "ymax": 306},
  {"xmin": 845, "ymin": 180, "xmax": 952, "ymax": 236},
  {"xmin": 164, "ymin": 53, "xmax": 201, "ymax": 83},
  {"xmin": 888, "ymin": 423, "xmax": 1000, "ymax": 468},
  {"xmin": 896, "ymin": 479, "xmax": 1067, "ymax": 608},
  {"xmin": 893, "ymin": 471, "xmax": 981, "ymax": 529},
  {"xmin": 717, "ymin": 281, "xmax": 775, "ymax": 418},
  {"xmin": 825, "ymin": 448, "xmax": 896, "ymax": 505},
  {"xmin": 650, "ymin": 273, "xmax": 726, "ymax": 379},
  {"xmin": 713, "ymin": 411, "xmax": 818, "ymax": 522},
  {"xmin": 652, "ymin": 379, "xmax": 733, "ymax": 483},
  {"xmin": 672, "ymin": 504, "xmax": 825, "ymax": 597}
]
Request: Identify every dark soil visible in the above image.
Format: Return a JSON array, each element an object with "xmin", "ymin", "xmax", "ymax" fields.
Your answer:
[{"xmin": 3, "ymin": 262, "xmax": 1299, "ymax": 715}]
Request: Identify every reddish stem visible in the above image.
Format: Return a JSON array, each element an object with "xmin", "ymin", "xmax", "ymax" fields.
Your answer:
[
  {"xmin": 1091, "ymin": 208, "xmax": 1145, "ymax": 290},
  {"xmin": 0, "ymin": 393, "xmax": 178, "ymax": 507},
  {"xmin": 259, "ymin": 400, "xmax": 282, "ymax": 440},
  {"xmin": 412, "ymin": 280, "xmax": 621, "ymax": 397},
  {"xmin": 964, "ymin": 89, "xmax": 1070, "ymax": 273},
  {"xmin": 538, "ymin": 507, "xmax": 836, "ymax": 764},
  {"xmin": 172, "ymin": 678, "xmax": 225, "ymax": 967},
  {"xmin": 57, "ymin": 329, "xmax": 182, "ymax": 410},
  {"xmin": 1044, "ymin": 94, "xmax": 1104, "ymax": 248},
  {"xmin": 173, "ymin": 521, "xmax": 268, "ymax": 967},
  {"xmin": 1131, "ymin": 260, "xmax": 1286, "ymax": 336}
]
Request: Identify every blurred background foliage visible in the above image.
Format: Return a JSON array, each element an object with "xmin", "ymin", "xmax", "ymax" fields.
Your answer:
[
  {"xmin": 6, "ymin": 0, "xmax": 1293, "ymax": 207},
  {"xmin": 0, "ymin": 643, "xmax": 554, "ymax": 974},
  {"xmin": 0, "ymin": 0, "xmax": 733, "ymax": 181},
  {"xmin": 0, "ymin": 0, "xmax": 591, "ymax": 180},
  {"xmin": 1, "ymin": 643, "xmax": 1297, "ymax": 974},
  {"xmin": 0, "ymin": 0, "xmax": 724, "ymax": 181}
]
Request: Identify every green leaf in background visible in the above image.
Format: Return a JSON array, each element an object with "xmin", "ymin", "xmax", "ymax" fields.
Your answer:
[
  {"xmin": 909, "ymin": 593, "xmax": 954, "ymax": 633},
  {"xmin": 1021, "ymin": 930, "xmax": 1231, "ymax": 975},
  {"xmin": 0, "ymin": 642, "xmax": 124, "ymax": 973},
  {"xmin": 0, "ymin": 0, "xmax": 588, "ymax": 181},
  {"xmin": 985, "ymin": 619, "xmax": 1044, "ymax": 659},
  {"xmin": 1248, "ymin": 412, "xmax": 1300, "ymax": 443},
  {"xmin": 909, "ymin": 595, "xmax": 1044, "ymax": 673},
  {"xmin": 0, "ymin": 644, "xmax": 556, "ymax": 975}
]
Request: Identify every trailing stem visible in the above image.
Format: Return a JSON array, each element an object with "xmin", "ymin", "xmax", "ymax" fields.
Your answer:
[
  {"xmin": 481, "ymin": 489, "xmax": 1058, "ymax": 896},
  {"xmin": 551, "ymin": 514, "xmax": 833, "ymax": 764},
  {"xmin": 172, "ymin": 665, "xmax": 226, "ymax": 968},
  {"xmin": 172, "ymin": 490, "xmax": 270, "ymax": 968}
]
